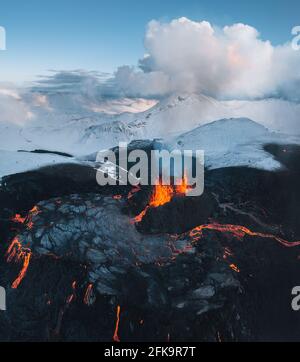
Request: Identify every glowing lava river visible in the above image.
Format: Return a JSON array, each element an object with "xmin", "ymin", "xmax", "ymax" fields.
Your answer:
[{"xmin": 1, "ymin": 142, "xmax": 300, "ymax": 342}]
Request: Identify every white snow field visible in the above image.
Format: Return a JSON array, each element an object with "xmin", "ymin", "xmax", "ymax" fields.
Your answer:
[{"xmin": 0, "ymin": 150, "xmax": 79, "ymax": 179}]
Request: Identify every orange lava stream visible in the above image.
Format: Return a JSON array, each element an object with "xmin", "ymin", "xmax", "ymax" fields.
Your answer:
[
  {"xmin": 189, "ymin": 223, "xmax": 300, "ymax": 248},
  {"xmin": 149, "ymin": 183, "xmax": 173, "ymax": 208},
  {"xmin": 229, "ymin": 263, "xmax": 240, "ymax": 273},
  {"xmin": 7, "ymin": 237, "xmax": 32, "ymax": 289},
  {"xmin": 134, "ymin": 206, "xmax": 149, "ymax": 223},
  {"xmin": 83, "ymin": 283, "xmax": 93, "ymax": 305},
  {"xmin": 113, "ymin": 305, "xmax": 121, "ymax": 342},
  {"xmin": 134, "ymin": 176, "xmax": 189, "ymax": 223},
  {"xmin": 10, "ymin": 205, "xmax": 40, "ymax": 230},
  {"xmin": 174, "ymin": 173, "xmax": 189, "ymax": 195},
  {"xmin": 11, "ymin": 214, "xmax": 26, "ymax": 224},
  {"xmin": 26, "ymin": 206, "xmax": 40, "ymax": 230}
]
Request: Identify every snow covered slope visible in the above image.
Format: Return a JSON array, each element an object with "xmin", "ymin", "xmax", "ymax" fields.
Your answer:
[
  {"xmin": 0, "ymin": 150, "xmax": 79, "ymax": 179},
  {"xmin": 170, "ymin": 118, "xmax": 298, "ymax": 170}
]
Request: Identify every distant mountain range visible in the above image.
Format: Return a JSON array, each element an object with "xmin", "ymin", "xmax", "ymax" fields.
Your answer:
[{"xmin": 0, "ymin": 91, "xmax": 300, "ymax": 177}]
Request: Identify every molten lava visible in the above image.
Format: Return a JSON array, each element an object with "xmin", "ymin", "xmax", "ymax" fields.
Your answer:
[
  {"xmin": 150, "ymin": 175, "xmax": 189, "ymax": 207},
  {"xmin": 113, "ymin": 305, "xmax": 121, "ymax": 342},
  {"xmin": 54, "ymin": 282, "xmax": 76, "ymax": 336},
  {"xmin": 229, "ymin": 264, "xmax": 240, "ymax": 273},
  {"xmin": 174, "ymin": 173, "xmax": 189, "ymax": 195},
  {"xmin": 11, "ymin": 214, "xmax": 26, "ymax": 224},
  {"xmin": 149, "ymin": 183, "xmax": 173, "ymax": 207},
  {"xmin": 188, "ymin": 223, "xmax": 300, "ymax": 248},
  {"xmin": 10, "ymin": 205, "xmax": 40, "ymax": 230},
  {"xmin": 134, "ymin": 207, "xmax": 149, "ymax": 223},
  {"xmin": 134, "ymin": 176, "xmax": 190, "ymax": 223},
  {"xmin": 6, "ymin": 237, "xmax": 32, "ymax": 289},
  {"xmin": 84, "ymin": 283, "xmax": 93, "ymax": 305}
]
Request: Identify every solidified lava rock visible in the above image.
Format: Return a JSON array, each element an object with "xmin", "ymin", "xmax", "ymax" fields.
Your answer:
[
  {"xmin": 12, "ymin": 194, "xmax": 191, "ymax": 295},
  {"xmin": 1, "ymin": 192, "xmax": 247, "ymax": 341}
]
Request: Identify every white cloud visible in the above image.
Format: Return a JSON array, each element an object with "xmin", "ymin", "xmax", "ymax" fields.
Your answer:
[
  {"xmin": 0, "ymin": 84, "xmax": 34, "ymax": 125},
  {"xmin": 12, "ymin": 18, "xmax": 300, "ymax": 103},
  {"xmin": 1, "ymin": 17, "xmax": 300, "ymax": 127},
  {"xmin": 111, "ymin": 17, "xmax": 300, "ymax": 100}
]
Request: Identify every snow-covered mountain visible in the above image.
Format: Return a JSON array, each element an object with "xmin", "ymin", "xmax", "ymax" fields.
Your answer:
[
  {"xmin": 2, "ymin": 91, "xmax": 300, "ymax": 152},
  {"xmin": 70, "ymin": 93, "xmax": 300, "ymax": 152},
  {"xmin": 81, "ymin": 93, "xmax": 300, "ymax": 145},
  {"xmin": 169, "ymin": 117, "xmax": 294, "ymax": 170},
  {"xmin": 124, "ymin": 93, "xmax": 232, "ymax": 136},
  {"xmin": 1, "ymin": 90, "xmax": 300, "ymax": 177}
]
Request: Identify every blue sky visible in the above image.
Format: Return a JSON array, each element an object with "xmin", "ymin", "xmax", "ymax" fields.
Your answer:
[{"xmin": 0, "ymin": 0, "xmax": 299, "ymax": 82}]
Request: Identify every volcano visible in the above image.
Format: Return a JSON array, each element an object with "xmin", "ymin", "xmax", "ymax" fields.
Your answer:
[
  {"xmin": 1, "ymin": 139, "xmax": 300, "ymax": 342},
  {"xmin": 0, "ymin": 85, "xmax": 300, "ymax": 342}
]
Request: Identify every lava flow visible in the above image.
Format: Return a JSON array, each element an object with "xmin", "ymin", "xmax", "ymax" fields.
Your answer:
[
  {"xmin": 229, "ymin": 264, "xmax": 240, "ymax": 273},
  {"xmin": 6, "ymin": 207, "xmax": 40, "ymax": 288},
  {"xmin": 11, "ymin": 214, "xmax": 26, "ymax": 224},
  {"xmin": 83, "ymin": 283, "xmax": 93, "ymax": 305},
  {"xmin": 134, "ymin": 176, "xmax": 189, "ymax": 223},
  {"xmin": 6, "ymin": 237, "xmax": 32, "ymax": 289},
  {"xmin": 134, "ymin": 181, "xmax": 300, "ymax": 250},
  {"xmin": 149, "ymin": 183, "xmax": 174, "ymax": 207},
  {"xmin": 10, "ymin": 205, "xmax": 40, "ymax": 230},
  {"xmin": 113, "ymin": 305, "xmax": 121, "ymax": 342},
  {"xmin": 188, "ymin": 223, "xmax": 300, "ymax": 248}
]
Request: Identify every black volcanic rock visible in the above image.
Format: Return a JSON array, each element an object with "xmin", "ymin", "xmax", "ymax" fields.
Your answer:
[{"xmin": 137, "ymin": 191, "xmax": 218, "ymax": 234}]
